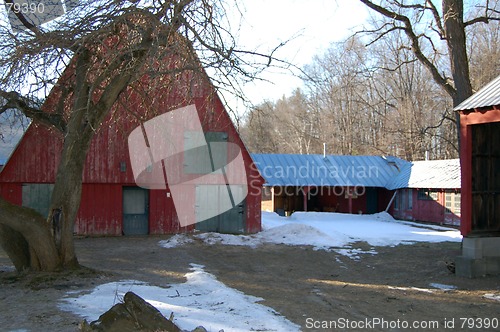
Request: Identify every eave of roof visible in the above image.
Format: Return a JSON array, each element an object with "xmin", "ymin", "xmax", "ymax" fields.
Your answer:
[{"xmin": 454, "ymin": 74, "xmax": 500, "ymax": 111}]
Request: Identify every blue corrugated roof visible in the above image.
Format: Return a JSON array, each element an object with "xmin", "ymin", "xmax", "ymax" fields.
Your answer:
[
  {"xmin": 251, "ymin": 154, "xmax": 408, "ymax": 188},
  {"xmin": 386, "ymin": 159, "xmax": 460, "ymax": 190}
]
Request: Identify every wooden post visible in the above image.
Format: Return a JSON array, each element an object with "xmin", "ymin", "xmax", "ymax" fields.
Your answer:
[
  {"xmin": 348, "ymin": 186, "xmax": 353, "ymax": 214},
  {"xmin": 271, "ymin": 186, "xmax": 275, "ymax": 212},
  {"xmin": 303, "ymin": 186, "xmax": 309, "ymax": 212}
]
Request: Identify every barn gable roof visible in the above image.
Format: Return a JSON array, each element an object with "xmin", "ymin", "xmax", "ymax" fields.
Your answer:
[
  {"xmin": 454, "ymin": 74, "xmax": 500, "ymax": 111},
  {"xmin": 251, "ymin": 154, "xmax": 407, "ymax": 188},
  {"xmin": 386, "ymin": 159, "xmax": 461, "ymax": 190}
]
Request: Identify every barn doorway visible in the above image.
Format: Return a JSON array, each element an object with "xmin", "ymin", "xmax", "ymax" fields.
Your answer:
[
  {"xmin": 365, "ymin": 187, "xmax": 378, "ymax": 214},
  {"xmin": 195, "ymin": 184, "xmax": 246, "ymax": 234},
  {"xmin": 22, "ymin": 183, "xmax": 54, "ymax": 217},
  {"xmin": 471, "ymin": 122, "xmax": 500, "ymax": 235},
  {"xmin": 122, "ymin": 187, "xmax": 149, "ymax": 235}
]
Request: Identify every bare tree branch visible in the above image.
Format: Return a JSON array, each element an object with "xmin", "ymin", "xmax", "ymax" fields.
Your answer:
[
  {"xmin": 0, "ymin": 90, "xmax": 66, "ymax": 131},
  {"xmin": 359, "ymin": 0, "xmax": 457, "ymax": 100}
]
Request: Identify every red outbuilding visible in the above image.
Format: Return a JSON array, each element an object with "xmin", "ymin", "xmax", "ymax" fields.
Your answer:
[
  {"xmin": 454, "ymin": 74, "xmax": 500, "ymax": 277},
  {"xmin": 0, "ymin": 40, "xmax": 263, "ymax": 236}
]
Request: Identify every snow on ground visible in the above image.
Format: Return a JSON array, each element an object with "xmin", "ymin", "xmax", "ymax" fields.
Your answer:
[
  {"xmin": 59, "ymin": 264, "xmax": 300, "ymax": 332},
  {"xmin": 429, "ymin": 283, "xmax": 458, "ymax": 291},
  {"xmin": 483, "ymin": 293, "xmax": 500, "ymax": 302},
  {"xmin": 160, "ymin": 211, "xmax": 462, "ymax": 254},
  {"xmin": 60, "ymin": 212, "xmax": 463, "ymax": 331},
  {"xmin": 158, "ymin": 234, "xmax": 194, "ymax": 248}
]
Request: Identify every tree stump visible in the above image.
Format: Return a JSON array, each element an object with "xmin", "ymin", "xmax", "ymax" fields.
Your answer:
[{"xmin": 80, "ymin": 291, "xmax": 182, "ymax": 332}]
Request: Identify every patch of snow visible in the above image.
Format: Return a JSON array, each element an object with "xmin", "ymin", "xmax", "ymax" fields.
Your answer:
[
  {"xmin": 158, "ymin": 234, "xmax": 194, "ymax": 248},
  {"xmin": 0, "ymin": 265, "xmax": 16, "ymax": 272},
  {"xmin": 59, "ymin": 264, "xmax": 300, "ymax": 332},
  {"xmin": 334, "ymin": 248, "xmax": 378, "ymax": 261},
  {"xmin": 483, "ymin": 293, "xmax": 500, "ymax": 302},
  {"xmin": 429, "ymin": 283, "xmax": 457, "ymax": 290},
  {"xmin": 389, "ymin": 286, "xmax": 435, "ymax": 294},
  {"xmin": 194, "ymin": 233, "xmax": 260, "ymax": 248}
]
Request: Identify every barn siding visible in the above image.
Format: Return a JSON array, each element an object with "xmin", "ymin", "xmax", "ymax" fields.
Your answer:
[
  {"xmin": 76, "ymin": 184, "xmax": 123, "ymax": 235},
  {"xmin": 0, "ymin": 183, "xmax": 22, "ymax": 205},
  {"xmin": 390, "ymin": 189, "xmax": 460, "ymax": 226},
  {"xmin": 0, "ymin": 125, "xmax": 62, "ymax": 183}
]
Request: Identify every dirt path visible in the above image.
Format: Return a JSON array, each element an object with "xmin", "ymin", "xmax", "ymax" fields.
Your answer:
[{"xmin": 1, "ymin": 236, "xmax": 499, "ymax": 331}]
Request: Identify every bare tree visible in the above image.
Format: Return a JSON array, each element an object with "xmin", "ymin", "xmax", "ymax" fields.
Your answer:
[
  {"xmin": 0, "ymin": 0, "xmax": 282, "ymax": 272},
  {"xmin": 467, "ymin": 12, "xmax": 500, "ymax": 89},
  {"xmin": 358, "ymin": 0, "xmax": 500, "ymax": 153},
  {"xmin": 240, "ymin": 101, "xmax": 280, "ymax": 153}
]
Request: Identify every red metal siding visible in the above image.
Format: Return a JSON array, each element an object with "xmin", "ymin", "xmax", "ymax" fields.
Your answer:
[
  {"xmin": 313, "ymin": 188, "xmax": 368, "ymax": 214},
  {"xmin": 412, "ymin": 191, "xmax": 445, "ymax": 223},
  {"xmin": 149, "ymin": 188, "xmax": 195, "ymax": 234},
  {"xmin": 390, "ymin": 189, "xmax": 460, "ymax": 226},
  {"xmin": 0, "ymin": 125, "xmax": 62, "ymax": 183},
  {"xmin": 0, "ymin": 183, "xmax": 22, "ymax": 205},
  {"xmin": 75, "ymin": 184, "xmax": 123, "ymax": 235}
]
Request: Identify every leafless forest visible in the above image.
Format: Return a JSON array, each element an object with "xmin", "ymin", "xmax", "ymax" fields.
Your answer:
[{"xmin": 240, "ymin": 4, "xmax": 500, "ymax": 161}]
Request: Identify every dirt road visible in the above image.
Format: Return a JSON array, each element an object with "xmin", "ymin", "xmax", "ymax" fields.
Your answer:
[{"xmin": 1, "ymin": 236, "xmax": 499, "ymax": 331}]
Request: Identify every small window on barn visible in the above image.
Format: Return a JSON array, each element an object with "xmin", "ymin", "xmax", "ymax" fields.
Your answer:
[
  {"xmin": 184, "ymin": 131, "xmax": 228, "ymax": 174},
  {"xmin": 445, "ymin": 191, "xmax": 461, "ymax": 215},
  {"xmin": 445, "ymin": 191, "xmax": 453, "ymax": 214},
  {"xmin": 454, "ymin": 192, "xmax": 461, "ymax": 215},
  {"xmin": 417, "ymin": 189, "xmax": 438, "ymax": 201}
]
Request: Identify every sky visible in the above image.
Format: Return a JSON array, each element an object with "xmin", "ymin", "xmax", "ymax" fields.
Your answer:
[
  {"xmin": 232, "ymin": 0, "xmax": 370, "ymax": 108},
  {"xmin": 0, "ymin": 0, "xmax": 370, "ymax": 164}
]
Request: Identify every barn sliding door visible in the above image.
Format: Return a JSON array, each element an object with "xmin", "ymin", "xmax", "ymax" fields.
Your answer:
[
  {"xmin": 123, "ymin": 187, "xmax": 149, "ymax": 235},
  {"xmin": 195, "ymin": 185, "xmax": 246, "ymax": 234}
]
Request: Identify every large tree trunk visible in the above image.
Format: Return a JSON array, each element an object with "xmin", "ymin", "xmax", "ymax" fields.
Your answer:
[
  {"xmin": 47, "ymin": 125, "xmax": 94, "ymax": 268},
  {"xmin": 443, "ymin": 0, "xmax": 473, "ymax": 106},
  {"xmin": 443, "ymin": 0, "xmax": 474, "ymax": 153},
  {"xmin": 46, "ymin": 48, "xmax": 95, "ymax": 269},
  {"xmin": 0, "ymin": 198, "xmax": 60, "ymax": 271}
]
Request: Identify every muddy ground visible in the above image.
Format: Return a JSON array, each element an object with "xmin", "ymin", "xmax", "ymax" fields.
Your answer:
[{"xmin": 0, "ymin": 236, "xmax": 499, "ymax": 331}]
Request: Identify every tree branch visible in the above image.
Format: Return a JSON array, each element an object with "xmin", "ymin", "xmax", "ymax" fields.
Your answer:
[
  {"xmin": 359, "ymin": 0, "xmax": 457, "ymax": 100},
  {"xmin": 0, "ymin": 90, "xmax": 66, "ymax": 131}
]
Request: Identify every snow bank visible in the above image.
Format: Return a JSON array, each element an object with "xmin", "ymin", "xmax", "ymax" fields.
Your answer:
[{"xmin": 159, "ymin": 212, "xmax": 462, "ymax": 255}]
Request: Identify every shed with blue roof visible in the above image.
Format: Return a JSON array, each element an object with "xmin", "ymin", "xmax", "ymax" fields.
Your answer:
[{"xmin": 251, "ymin": 153, "xmax": 407, "ymax": 215}]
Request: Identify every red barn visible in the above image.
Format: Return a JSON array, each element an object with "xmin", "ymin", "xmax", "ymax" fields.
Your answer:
[
  {"xmin": 388, "ymin": 159, "xmax": 461, "ymax": 227},
  {"xmin": 0, "ymin": 44, "xmax": 263, "ymax": 236},
  {"xmin": 455, "ymin": 74, "xmax": 500, "ymax": 277}
]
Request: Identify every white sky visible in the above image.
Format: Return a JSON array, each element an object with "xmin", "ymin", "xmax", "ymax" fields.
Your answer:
[{"xmin": 231, "ymin": 0, "xmax": 370, "ymax": 108}]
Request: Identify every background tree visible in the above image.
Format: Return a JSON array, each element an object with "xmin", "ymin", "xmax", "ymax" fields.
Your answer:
[
  {"xmin": 359, "ymin": 0, "xmax": 500, "ymax": 150},
  {"xmin": 241, "ymin": 1, "xmax": 500, "ymax": 159},
  {"xmin": 0, "ymin": 0, "xmax": 281, "ymax": 272}
]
